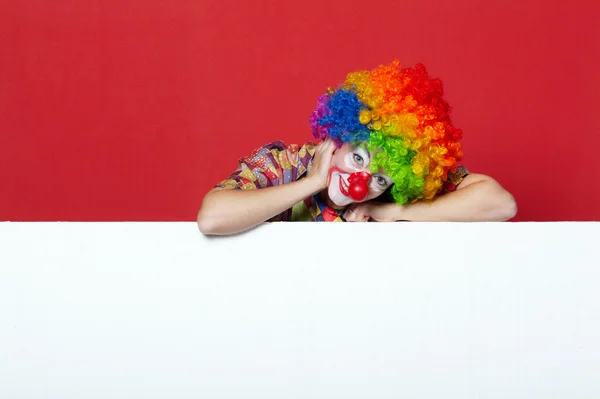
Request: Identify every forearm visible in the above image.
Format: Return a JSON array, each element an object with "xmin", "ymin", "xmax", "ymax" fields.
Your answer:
[
  {"xmin": 198, "ymin": 177, "xmax": 322, "ymax": 235},
  {"xmin": 393, "ymin": 180, "xmax": 517, "ymax": 222}
]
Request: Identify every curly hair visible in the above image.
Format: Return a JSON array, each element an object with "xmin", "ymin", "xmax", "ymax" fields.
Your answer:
[{"xmin": 309, "ymin": 60, "xmax": 463, "ymax": 204}]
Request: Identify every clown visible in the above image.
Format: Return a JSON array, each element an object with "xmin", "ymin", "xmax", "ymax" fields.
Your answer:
[{"xmin": 198, "ymin": 61, "xmax": 516, "ymax": 235}]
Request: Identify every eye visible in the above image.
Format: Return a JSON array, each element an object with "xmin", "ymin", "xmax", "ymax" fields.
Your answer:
[
  {"xmin": 373, "ymin": 175, "xmax": 389, "ymax": 188},
  {"xmin": 353, "ymin": 153, "xmax": 364, "ymax": 165},
  {"xmin": 350, "ymin": 147, "xmax": 370, "ymax": 168}
]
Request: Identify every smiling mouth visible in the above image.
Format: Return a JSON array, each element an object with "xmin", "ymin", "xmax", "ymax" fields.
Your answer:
[{"xmin": 338, "ymin": 175, "xmax": 349, "ymax": 196}]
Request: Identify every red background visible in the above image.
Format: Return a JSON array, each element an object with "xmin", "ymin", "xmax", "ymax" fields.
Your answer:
[{"xmin": 1, "ymin": 0, "xmax": 599, "ymax": 221}]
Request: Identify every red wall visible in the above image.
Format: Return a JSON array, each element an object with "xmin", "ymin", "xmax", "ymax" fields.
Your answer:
[{"xmin": 2, "ymin": 0, "xmax": 599, "ymax": 221}]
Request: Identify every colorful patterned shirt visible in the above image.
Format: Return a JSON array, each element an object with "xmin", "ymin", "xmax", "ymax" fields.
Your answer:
[{"xmin": 214, "ymin": 141, "xmax": 470, "ymax": 222}]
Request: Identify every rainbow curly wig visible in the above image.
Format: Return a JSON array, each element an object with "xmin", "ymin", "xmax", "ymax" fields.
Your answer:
[{"xmin": 309, "ymin": 60, "xmax": 464, "ymax": 205}]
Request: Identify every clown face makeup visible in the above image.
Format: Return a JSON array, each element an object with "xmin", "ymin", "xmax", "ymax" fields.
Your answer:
[{"xmin": 326, "ymin": 143, "xmax": 394, "ymax": 207}]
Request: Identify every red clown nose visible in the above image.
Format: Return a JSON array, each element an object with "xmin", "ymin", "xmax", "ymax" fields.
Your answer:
[{"xmin": 347, "ymin": 171, "xmax": 370, "ymax": 201}]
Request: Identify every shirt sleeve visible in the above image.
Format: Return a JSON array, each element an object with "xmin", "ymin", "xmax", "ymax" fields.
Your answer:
[
  {"xmin": 214, "ymin": 141, "xmax": 316, "ymax": 190},
  {"xmin": 442, "ymin": 166, "xmax": 470, "ymax": 193}
]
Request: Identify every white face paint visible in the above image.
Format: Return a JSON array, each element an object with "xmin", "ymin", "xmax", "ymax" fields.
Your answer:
[{"xmin": 326, "ymin": 143, "xmax": 393, "ymax": 207}]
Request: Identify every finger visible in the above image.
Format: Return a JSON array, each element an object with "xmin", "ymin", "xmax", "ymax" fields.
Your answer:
[
  {"xmin": 325, "ymin": 137, "xmax": 337, "ymax": 151},
  {"xmin": 323, "ymin": 140, "xmax": 337, "ymax": 157},
  {"xmin": 343, "ymin": 210, "xmax": 358, "ymax": 222},
  {"xmin": 344, "ymin": 212, "xmax": 357, "ymax": 222},
  {"xmin": 345, "ymin": 213, "xmax": 368, "ymax": 223},
  {"xmin": 343, "ymin": 205, "xmax": 355, "ymax": 217},
  {"xmin": 315, "ymin": 140, "xmax": 325, "ymax": 152},
  {"xmin": 354, "ymin": 211, "xmax": 369, "ymax": 222},
  {"xmin": 353, "ymin": 205, "xmax": 371, "ymax": 222}
]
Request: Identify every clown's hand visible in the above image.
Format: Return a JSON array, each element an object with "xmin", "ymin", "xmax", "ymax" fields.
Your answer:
[
  {"xmin": 343, "ymin": 202, "xmax": 400, "ymax": 222},
  {"xmin": 307, "ymin": 137, "xmax": 337, "ymax": 190}
]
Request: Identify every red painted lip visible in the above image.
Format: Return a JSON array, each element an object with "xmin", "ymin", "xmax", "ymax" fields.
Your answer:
[
  {"xmin": 338, "ymin": 175, "xmax": 349, "ymax": 196},
  {"xmin": 327, "ymin": 166, "xmax": 348, "ymax": 187}
]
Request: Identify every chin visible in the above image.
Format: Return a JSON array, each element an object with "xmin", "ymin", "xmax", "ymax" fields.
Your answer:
[{"xmin": 330, "ymin": 196, "xmax": 352, "ymax": 207}]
